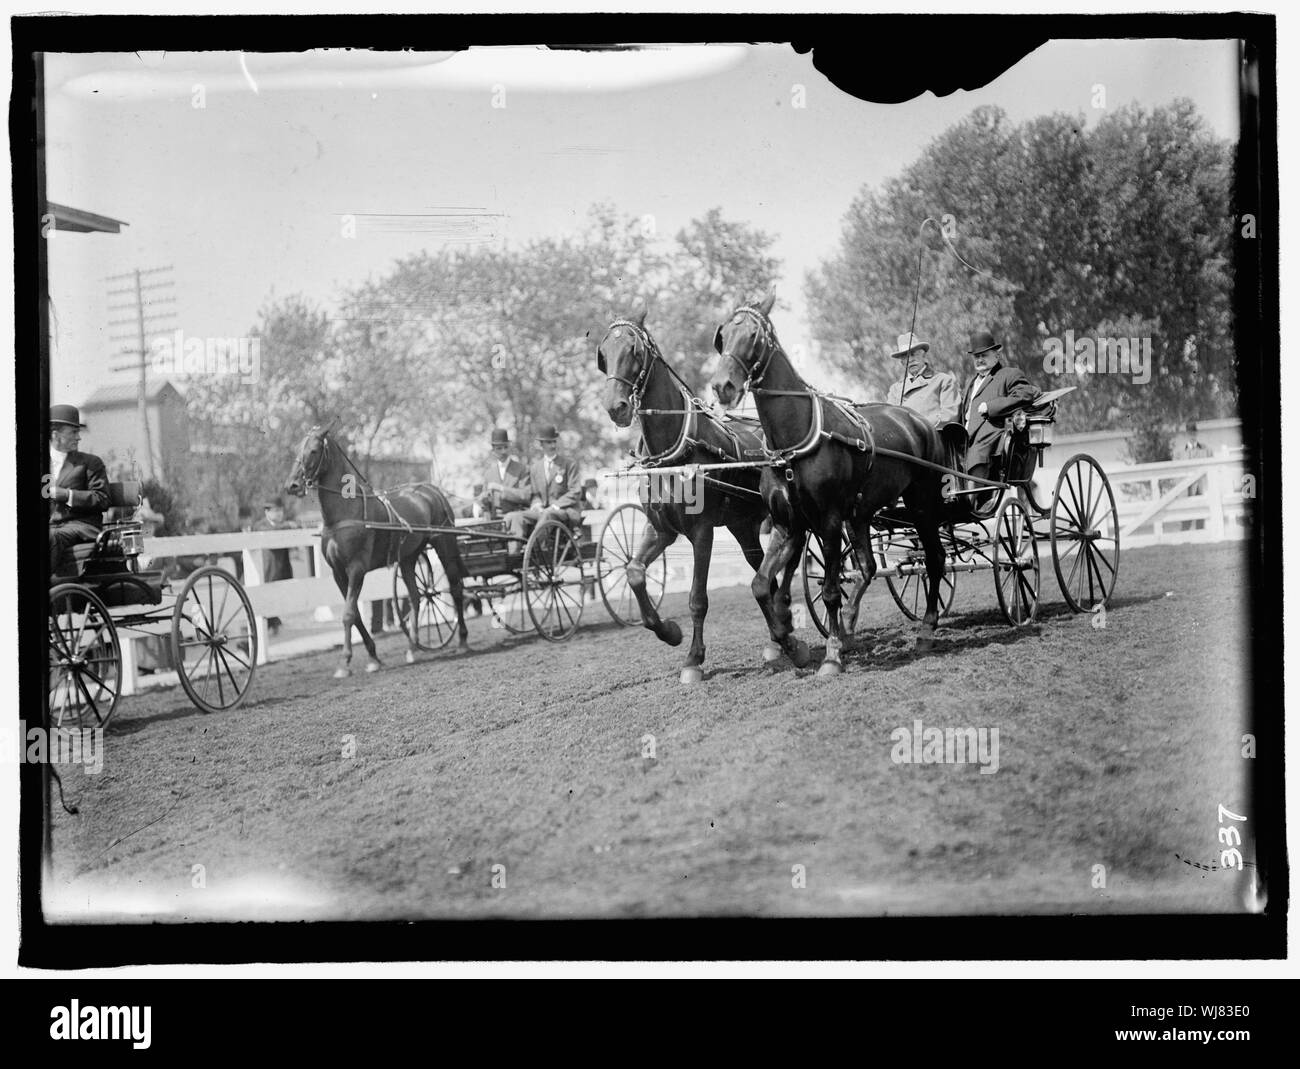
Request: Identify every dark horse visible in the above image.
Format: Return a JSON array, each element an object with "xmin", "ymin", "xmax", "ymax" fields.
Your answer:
[
  {"xmin": 284, "ymin": 423, "xmax": 472, "ymax": 678},
  {"xmin": 597, "ymin": 307, "xmax": 802, "ymax": 683},
  {"xmin": 709, "ymin": 287, "xmax": 948, "ymax": 676}
]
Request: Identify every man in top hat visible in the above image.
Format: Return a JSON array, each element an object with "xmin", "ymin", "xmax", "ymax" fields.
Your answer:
[
  {"xmin": 47, "ymin": 403, "xmax": 110, "ymax": 575},
  {"xmin": 505, "ymin": 424, "xmax": 583, "ymax": 540},
  {"xmin": 885, "ymin": 331, "xmax": 960, "ymax": 427},
  {"xmin": 476, "ymin": 428, "xmax": 531, "ymax": 520},
  {"xmin": 959, "ymin": 330, "xmax": 1041, "ymax": 508}
]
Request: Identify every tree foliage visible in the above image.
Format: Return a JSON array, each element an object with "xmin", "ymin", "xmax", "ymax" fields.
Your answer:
[{"xmin": 806, "ymin": 101, "xmax": 1234, "ymax": 440}]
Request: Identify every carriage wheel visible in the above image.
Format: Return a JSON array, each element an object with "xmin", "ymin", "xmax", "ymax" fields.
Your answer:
[
  {"xmin": 1050, "ymin": 454, "xmax": 1120, "ymax": 613},
  {"xmin": 523, "ymin": 519, "xmax": 585, "ymax": 642},
  {"xmin": 596, "ymin": 502, "xmax": 666, "ymax": 626},
  {"xmin": 800, "ymin": 530, "xmax": 866, "ymax": 639},
  {"xmin": 49, "ymin": 584, "xmax": 121, "ymax": 730},
  {"xmin": 992, "ymin": 498, "xmax": 1040, "ymax": 626},
  {"xmin": 392, "ymin": 552, "xmax": 458, "ymax": 650},
  {"xmin": 171, "ymin": 566, "xmax": 257, "ymax": 714},
  {"xmin": 880, "ymin": 530, "xmax": 957, "ymax": 622}
]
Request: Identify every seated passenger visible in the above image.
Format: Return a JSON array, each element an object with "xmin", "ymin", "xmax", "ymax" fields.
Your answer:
[
  {"xmin": 886, "ymin": 331, "xmax": 960, "ymax": 427},
  {"xmin": 48, "ymin": 404, "xmax": 110, "ymax": 576},
  {"xmin": 504, "ymin": 424, "xmax": 583, "ymax": 541},
  {"xmin": 476, "ymin": 428, "xmax": 531, "ymax": 520},
  {"xmin": 959, "ymin": 330, "xmax": 1042, "ymax": 510}
]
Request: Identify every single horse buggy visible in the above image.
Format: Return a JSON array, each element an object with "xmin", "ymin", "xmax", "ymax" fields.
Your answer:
[
  {"xmin": 48, "ymin": 482, "xmax": 258, "ymax": 729},
  {"xmin": 800, "ymin": 385, "xmax": 1120, "ymax": 634},
  {"xmin": 389, "ymin": 502, "xmax": 667, "ymax": 646}
]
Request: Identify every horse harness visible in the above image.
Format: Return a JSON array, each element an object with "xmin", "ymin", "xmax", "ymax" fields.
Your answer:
[
  {"xmin": 298, "ymin": 430, "xmax": 431, "ymax": 568},
  {"xmin": 723, "ymin": 305, "xmax": 876, "ymax": 482},
  {"xmin": 605, "ymin": 319, "xmax": 762, "ymax": 503}
]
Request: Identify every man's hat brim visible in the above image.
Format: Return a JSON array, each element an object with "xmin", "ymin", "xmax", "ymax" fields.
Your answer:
[
  {"xmin": 890, "ymin": 343, "xmax": 930, "ymax": 360},
  {"xmin": 967, "ymin": 343, "xmax": 1002, "ymax": 356}
]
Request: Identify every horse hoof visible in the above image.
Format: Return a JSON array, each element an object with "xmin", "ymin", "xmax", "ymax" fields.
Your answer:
[
  {"xmin": 790, "ymin": 639, "xmax": 812, "ymax": 669},
  {"xmin": 333, "ymin": 668, "xmax": 352, "ymax": 680},
  {"xmin": 761, "ymin": 642, "xmax": 782, "ymax": 664},
  {"xmin": 365, "ymin": 660, "xmax": 382, "ymax": 674},
  {"xmin": 680, "ymin": 666, "xmax": 704, "ymax": 685},
  {"xmin": 661, "ymin": 620, "xmax": 683, "ymax": 646},
  {"xmin": 817, "ymin": 659, "xmax": 844, "ymax": 677},
  {"xmin": 405, "ymin": 650, "xmax": 416, "ymax": 665}
]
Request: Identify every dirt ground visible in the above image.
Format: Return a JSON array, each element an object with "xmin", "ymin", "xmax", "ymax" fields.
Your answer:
[{"xmin": 44, "ymin": 540, "xmax": 1257, "ymax": 921}]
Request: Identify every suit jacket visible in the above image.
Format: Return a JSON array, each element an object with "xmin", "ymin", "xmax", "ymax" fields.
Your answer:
[
  {"xmin": 887, "ymin": 366, "xmax": 961, "ymax": 427},
  {"xmin": 477, "ymin": 454, "xmax": 531, "ymax": 517},
  {"xmin": 49, "ymin": 449, "xmax": 110, "ymax": 526},
  {"xmin": 959, "ymin": 363, "xmax": 1041, "ymax": 469},
  {"xmin": 528, "ymin": 454, "xmax": 582, "ymax": 513}
]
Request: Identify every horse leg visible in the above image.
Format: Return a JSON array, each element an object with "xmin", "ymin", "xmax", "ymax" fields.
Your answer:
[
  {"xmin": 680, "ymin": 525, "xmax": 714, "ymax": 685},
  {"xmin": 845, "ymin": 521, "xmax": 877, "ymax": 636},
  {"xmin": 332, "ymin": 564, "xmax": 358, "ymax": 679},
  {"xmin": 771, "ymin": 525, "xmax": 807, "ymax": 659},
  {"xmin": 730, "ymin": 516, "xmax": 782, "ymax": 664},
  {"xmin": 342, "ymin": 563, "xmax": 382, "ymax": 674},
  {"xmin": 397, "ymin": 555, "xmax": 423, "ymax": 665},
  {"xmin": 626, "ymin": 519, "xmax": 680, "ymax": 646},
  {"xmin": 904, "ymin": 479, "xmax": 948, "ymax": 652},
  {"xmin": 751, "ymin": 524, "xmax": 811, "ymax": 669},
  {"xmin": 817, "ymin": 517, "xmax": 847, "ymax": 676},
  {"xmin": 438, "ymin": 535, "xmax": 472, "ymax": 653}
]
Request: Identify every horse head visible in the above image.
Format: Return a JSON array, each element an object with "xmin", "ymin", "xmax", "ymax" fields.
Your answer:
[
  {"xmin": 284, "ymin": 420, "xmax": 337, "ymax": 496},
  {"xmin": 710, "ymin": 285, "xmax": 777, "ymax": 410},
  {"xmin": 597, "ymin": 305, "xmax": 652, "ymax": 428}
]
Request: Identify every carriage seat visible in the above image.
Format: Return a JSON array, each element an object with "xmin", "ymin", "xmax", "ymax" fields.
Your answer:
[{"xmin": 61, "ymin": 482, "xmax": 144, "ymax": 573}]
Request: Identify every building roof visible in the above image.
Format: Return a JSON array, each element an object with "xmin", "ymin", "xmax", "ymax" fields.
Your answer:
[
  {"xmin": 83, "ymin": 380, "xmax": 182, "ymax": 409},
  {"xmin": 45, "ymin": 201, "xmax": 128, "ymax": 234}
]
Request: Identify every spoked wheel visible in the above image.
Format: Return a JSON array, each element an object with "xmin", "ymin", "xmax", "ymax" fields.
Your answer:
[
  {"xmin": 393, "ymin": 551, "xmax": 458, "ymax": 650},
  {"xmin": 523, "ymin": 519, "xmax": 586, "ymax": 641},
  {"xmin": 992, "ymin": 498, "xmax": 1040, "ymax": 626},
  {"xmin": 879, "ymin": 529, "xmax": 957, "ymax": 622},
  {"xmin": 49, "ymin": 584, "xmax": 122, "ymax": 729},
  {"xmin": 596, "ymin": 502, "xmax": 665, "ymax": 626},
  {"xmin": 481, "ymin": 574, "xmax": 530, "ymax": 635},
  {"xmin": 1050, "ymin": 454, "xmax": 1120, "ymax": 613},
  {"xmin": 172, "ymin": 566, "xmax": 257, "ymax": 714},
  {"xmin": 800, "ymin": 529, "xmax": 865, "ymax": 639}
]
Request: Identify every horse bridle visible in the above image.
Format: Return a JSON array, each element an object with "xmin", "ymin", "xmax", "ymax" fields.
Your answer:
[
  {"xmin": 716, "ymin": 305, "xmax": 780, "ymax": 398},
  {"xmin": 294, "ymin": 428, "xmax": 332, "ymax": 490},
  {"xmin": 601, "ymin": 319, "xmax": 662, "ymax": 415}
]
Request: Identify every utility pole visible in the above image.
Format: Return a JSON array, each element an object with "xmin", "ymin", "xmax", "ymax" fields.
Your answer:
[{"xmin": 106, "ymin": 265, "xmax": 175, "ymax": 479}]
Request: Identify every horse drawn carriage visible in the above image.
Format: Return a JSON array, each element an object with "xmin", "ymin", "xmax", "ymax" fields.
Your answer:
[
  {"xmin": 48, "ymin": 482, "xmax": 258, "ymax": 728},
  {"xmin": 389, "ymin": 500, "xmax": 667, "ymax": 647},
  {"xmin": 801, "ymin": 385, "xmax": 1121, "ymax": 635}
]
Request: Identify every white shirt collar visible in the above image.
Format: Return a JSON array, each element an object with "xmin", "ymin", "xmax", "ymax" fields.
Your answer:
[{"xmin": 51, "ymin": 445, "xmax": 67, "ymax": 472}]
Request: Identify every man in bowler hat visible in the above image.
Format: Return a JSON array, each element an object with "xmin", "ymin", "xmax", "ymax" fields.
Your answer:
[
  {"xmin": 958, "ymin": 330, "xmax": 1041, "ymax": 509},
  {"xmin": 47, "ymin": 403, "xmax": 110, "ymax": 575},
  {"xmin": 505, "ymin": 424, "xmax": 583, "ymax": 540},
  {"xmin": 476, "ymin": 428, "xmax": 531, "ymax": 520}
]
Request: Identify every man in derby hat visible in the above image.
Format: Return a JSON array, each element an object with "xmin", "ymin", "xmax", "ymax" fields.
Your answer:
[
  {"xmin": 958, "ymin": 330, "xmax": 1041, "ymax": 507},
  {"xmin": 885, "ymin": 331, "xmax": 960, "ymax": 427},
  {"xmin": 47, "ymin": 403, "xmax": 110, "ymax": 575},
  {"xmin": 253, "ymin": 495, "xmax": 297, "ymax": 634},
  {"xmin": 476, "ymin": 427, "xmax": 531, "ymax": 520},
  {"xmin": 505, "ymin": 424, "xmax": 583, "ymax": 540}
]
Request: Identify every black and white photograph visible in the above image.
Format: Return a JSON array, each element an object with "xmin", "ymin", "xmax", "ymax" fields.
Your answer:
[{"xmin": 10, "ymin": 10, "xmax": 1284, "ymax": 972}]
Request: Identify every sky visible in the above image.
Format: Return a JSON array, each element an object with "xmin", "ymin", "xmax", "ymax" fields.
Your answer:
[{"xmin": 43, "ymin": 38, "xmax": 1240, "ymax": 405}]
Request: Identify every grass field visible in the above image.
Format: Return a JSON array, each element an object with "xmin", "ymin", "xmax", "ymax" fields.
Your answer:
[{"xmin": 45, "ymin": 539, "xmax": 1258, "ymax": 921}]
